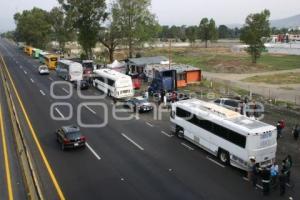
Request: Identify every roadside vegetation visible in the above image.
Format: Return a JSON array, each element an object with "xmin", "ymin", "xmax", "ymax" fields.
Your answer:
[
  {"xmin": 140, "ymin": 47, "xmax": 300, "ymax": 73},
  {"xmin": 243, "ymin": 72, "xmax": 300, "ymax": 84}
]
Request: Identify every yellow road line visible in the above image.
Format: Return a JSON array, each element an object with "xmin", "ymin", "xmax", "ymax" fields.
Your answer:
[
  {"xmin": 0, "ymin": 105, "xmax": 14, "ymax": 200},
  {"xmin": 0, "ymin": 55, "xmax": 65, "ymax": 200}
]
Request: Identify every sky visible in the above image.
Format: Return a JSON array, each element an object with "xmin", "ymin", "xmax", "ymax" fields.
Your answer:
[{"xmin": 1, "ymin": 0, "xmax": 300, "ymax": 32}]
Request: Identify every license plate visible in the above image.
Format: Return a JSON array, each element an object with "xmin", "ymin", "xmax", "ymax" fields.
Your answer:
[{"xmin": 74, "ymin": 143, "xmax": 79, "ymax": 147}]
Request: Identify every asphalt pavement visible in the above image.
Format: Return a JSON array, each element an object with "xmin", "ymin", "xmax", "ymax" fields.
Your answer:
[{"xmin": 0, "ymin": 38, "xmax": 296, "ymax": 200}]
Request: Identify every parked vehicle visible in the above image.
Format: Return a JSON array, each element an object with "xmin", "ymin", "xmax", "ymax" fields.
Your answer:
[
  {"xmin": 213, "ymin": 98, "xmax": 264, "ymax": 118},
  {"xmin": 38, "ymin": 65, "xmax": 49, "ymax": 75},
  {"xmin": 166, "ymin": 91, "xmax": 190, "ymax": 102},
  {"xmin": 38, "ymin": 51, "xmax": 49, "ymax": 64},
  {"xmin": 73, "ymin": 80, "xmax": 90, "ymax": 90},
  {"xmin": 124, "ymin": 97, "xmax": 153, "ymax": 112},
  {"xmin": 170, "ymin": 99, "xmax": 277, "ymax": 171},
  {"xmin": 148, "ymin": 70, "xmax": 177, "ymax": 94},
  {"xmin": 213, "ymin": 98, "xmax": 240, "ymax": 112},
  {"xmin": 56, "ymin": 60, "xmax": 83, "ymax": 82},
  {"xmin": 70, "ymin": 58, "xmax": 95, "ymax": 76},
  {"xmin": 44, "ymin": 54, "xmax": 59, "ymax": 70},
  {"xmin": 56, "ymin": 125, "xmax": 86, "ymax": 151},
  {"xmin": 93, "ymin": 69, "xmax": 134, "ymax": 99}
]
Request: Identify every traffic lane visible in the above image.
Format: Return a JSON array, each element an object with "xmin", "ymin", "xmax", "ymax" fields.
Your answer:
[
  {"xmin": 0, "ymin": 49, "xmax": 143, "ymax": 200},
  {"xmin": 0, "ymin": 48, "xmax": 64, "ymax": 199},
  {"xmin": 50, "ymin": 98, "xmax": 199, "ymax": 200},
  {"xmin": 78, "ymin": 108, "xmax": 200, "ymax": 200},
  {"xmin": 0, "ymin": 103, "xmax": 27, "ymax": 200},
  {"xmin": 87, "ymin": 110, "xmax": 259, "ymax": 200},
  {"xmin": 0, "ymin": 43, "xmax": 56, "ymax": 96},
  {"xmin": 0, "ymin": 53, "xmax": 28, "ymax": 200}
]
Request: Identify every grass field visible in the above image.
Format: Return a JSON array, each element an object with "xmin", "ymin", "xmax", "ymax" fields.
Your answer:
[
  {"xmin": 140, "ymin": 47, "xmax": 300, "ymax": 73},
  {"xmin": 243, "ymin": 72, "xmax": 300, "ymax": 84}
]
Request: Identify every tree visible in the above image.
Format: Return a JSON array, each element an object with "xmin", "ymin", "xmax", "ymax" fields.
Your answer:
[
  {"xmin": 14, "ymin": 7, "xmax": 52, "ymax": 48},
  {"xmin": 99, "ymin": 5, "xmax": 122, "ymax": 63},
  {"xmin": 59, "ymin": 0, "xmax": 107, "ymax": 59},
  {"xmin": 185, "ymin": 26, "xmax": 198, "ymax": 44},
  {"xmin": 49, "ymin": 7, "xmax": 74, "ymax": 52},
  {"xmin": 240, "ymin": 9, "xmax": 271, "ymax": 64},
  {"xmin": 199, "ymin": 18, "xmax": 218, "ymax": 48},
  {"xmin": 113, "ymin": 0, "xmax": 160, "ymax": 58},
  {"xmin": 218, "ymin": 25, "xmax": 229, "ymax": 39},
  {"xmin": 158, "ymin": 25, "xmax": 171, "ymax": 41},
  {"xmin": 0, "ymin": 31, "xmax": 16, "ymax": 40}
]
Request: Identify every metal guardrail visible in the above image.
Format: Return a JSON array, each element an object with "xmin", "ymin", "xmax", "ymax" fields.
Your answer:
[{"xmin": 0, "ymin": 58, "xmax": 43, "ymax": 200}]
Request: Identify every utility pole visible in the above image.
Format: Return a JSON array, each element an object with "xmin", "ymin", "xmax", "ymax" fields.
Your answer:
[{"xmin": 168, "ymin": 39, "xmax": 172, "ymax": 69}]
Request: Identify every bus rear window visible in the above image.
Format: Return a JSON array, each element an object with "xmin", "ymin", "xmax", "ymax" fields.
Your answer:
[{"xmin": 51, "ymin": 58, "xmax": 57, "ymax": 61}]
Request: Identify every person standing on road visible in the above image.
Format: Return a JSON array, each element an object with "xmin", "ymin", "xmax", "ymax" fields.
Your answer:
[
  {"xmin": 284, "ymin": 155, "xmax": 292, "ymax": 184},
  {"xmin": 261, "ymin": 167, "xmax": 271, "ymax": 196},
  {"xmin": 292, "ymin": 125, "xmax": 299, "ymax": 141},
  {"xmin": 277, "ymin": 120, "xmax": 285, "ymax": 139},
  {"xmin": 160, "ymin": 89, "xmax": 165, "ymax": 104},
  {"xmin": 271, "ymin": 162, "xmax": 279, "ymax": 187},
  {"xmin": 279, "ymin": 169, "xmax": 287, "ymax": 196},
  {"xmin": 251, "ymin": 162, "xmax": 260, "ymax": 189}
]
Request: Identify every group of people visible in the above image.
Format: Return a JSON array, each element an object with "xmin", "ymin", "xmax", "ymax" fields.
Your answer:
[{"xmin": 249, "ymin": 155, "xmax": 293, "ymax": 196}]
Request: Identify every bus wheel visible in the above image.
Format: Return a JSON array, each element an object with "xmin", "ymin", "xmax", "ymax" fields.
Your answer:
[{"xmin": 218, "ymin": 149, "xmax": 230, "ymax": 164}]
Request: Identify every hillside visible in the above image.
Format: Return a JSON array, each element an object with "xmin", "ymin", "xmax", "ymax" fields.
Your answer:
[
  {"xmin": 270, "ymin": 14, "xmax": 300, "ymax": 28},
  {"xmin": 227, "ymin": 14, "xmax": 300, "ymax": 29}
]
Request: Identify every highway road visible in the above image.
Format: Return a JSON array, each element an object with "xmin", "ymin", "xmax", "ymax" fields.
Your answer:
[{"xmin": 0, "ymin": 38, "xmax": 294, "ymax": 200}]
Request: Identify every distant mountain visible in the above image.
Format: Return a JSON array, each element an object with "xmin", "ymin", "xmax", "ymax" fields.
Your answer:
[
  {"xmin": 226, "ymin": 23, "xmax": 243, "ymax": 29},
  {"xmin": 226, "ymin": 14, "xmax": 300, "ymax": 29},
  {"xmin": 270, "ymin": 14, "xmax": 300, "ymax": 28}
]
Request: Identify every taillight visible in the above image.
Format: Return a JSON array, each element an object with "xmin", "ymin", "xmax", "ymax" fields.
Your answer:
[
  {"xmin": 63, "ymin": 138, "xmax": 70, "ymax": 144},
  {"xmin": 80, "ymin": 136, "xmax": 86, "ymax": 141}
]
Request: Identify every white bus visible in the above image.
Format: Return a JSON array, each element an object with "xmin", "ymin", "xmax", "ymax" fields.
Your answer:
[
  {"xmin": 170, "ymin": 99, "xmax": 277, "ymax": 171},
  {"xmin": 93, "ymin": 69, "xmax": 134, "ymax": 99},
  {"xmin": 56, "ymin": 60, "xmax": 83, "ymax": 82}
]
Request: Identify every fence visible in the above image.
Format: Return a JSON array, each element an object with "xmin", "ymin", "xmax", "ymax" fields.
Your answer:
[{"xmin": 206, "ymin": 77, "xmax": 300, "ymax": 106}]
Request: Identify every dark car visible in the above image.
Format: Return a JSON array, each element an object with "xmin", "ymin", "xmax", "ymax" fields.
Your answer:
[
  {"xmin": 125, "ymin": 97, "xmax": 153, "ymax": 112},
  {"xmin": 73, "ymin": 80, "xmax": 90, "ymax": 90},
  {"xmin": 56, "ymin": 125, "xmax": 86, "ymax": 150}
]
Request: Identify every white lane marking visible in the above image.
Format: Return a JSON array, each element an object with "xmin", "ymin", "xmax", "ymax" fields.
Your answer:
[
  {"xmin": 181, "ymin": 142, "xmax": 194, "ymax": 151},
  {"xmin": 39, "ymin": 90, "xmax": 46, "ymax": 96},
  {"xmin": 24, "ymin": 70, "xmax": 27, "ymax": 74},
  {"xmin": 242, "ymin": 177, "xmax": 263, "ymax": 189},
  {"xmin": 161, "ymin": 131, "xmax": 173, "ymax": 138},
  {"xmin": 146, "ymin": 122, "xmax": 154, "ymax": 127},
  {"xmin": 84, "ymin": 105, "xmax": 96, "ymax": 115},
  {"xmin": 62, "ymin": 88, "xmax": 70, "ymax": 94},
  {"xmin": 20, "ymin": 65, "xmax": 23, "ymax": 69},
  {"xmin": 206, "ymin": 156, "xmax": 225, "ymax": 168},
  {"xmin": 256, "ymin": 184, "xmax": 263, "ymax": 189},
  {"xmin": 55, "ymin": 108, "xmax": 65, "ymax": 118},
  {"xmin": 243, "ymin": 177, "xmax": 249, "ymax": 181},
  {"xmin": 121, "ymin": 133, "xmax": 144, "ymax": 151},
  {"xmin": 86, "ymin": 143, "xmax": 101, "ymax": 160},
  {"xmin": 30, "ymin": 78, "xmax": 34, "ymax": 83},
  {"xmin": 48, "ymin": 77, "xmax": 54, "ymax": 81}
]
